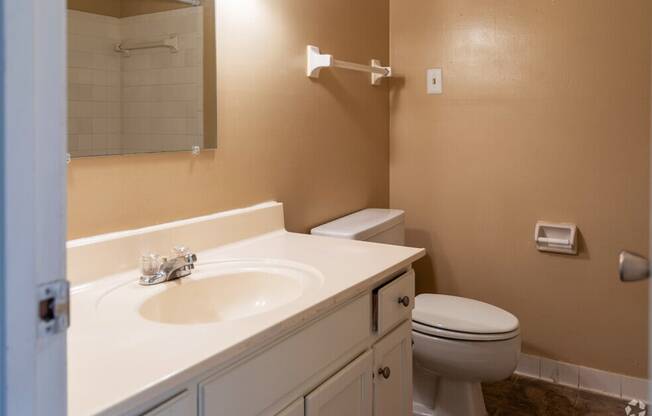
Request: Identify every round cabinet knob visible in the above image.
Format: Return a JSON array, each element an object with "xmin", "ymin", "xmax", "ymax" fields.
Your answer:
[
  {"xmin": 378, "ymin": 367, "xmax": 391, "ymax": 379},
  {"xmin": 398, "ymin": 296, "xmax": 410, "ymax": 307}
]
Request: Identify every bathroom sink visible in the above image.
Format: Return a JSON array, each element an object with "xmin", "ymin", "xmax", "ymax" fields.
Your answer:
[
  {"xmin": 96, "ymin": 259, "xmax": 324, "ymax": 325},
  {"xmin": 140, "ymin": 269, "xmax": 313, "ymax": 324}
]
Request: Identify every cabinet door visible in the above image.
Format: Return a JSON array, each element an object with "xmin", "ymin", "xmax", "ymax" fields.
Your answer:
[
  {"xmin": 276, "ymin": 398, "xmax": 304, "ymax": 416},
  {"xmin": 200, "ymin": 295, "xmax": 372, "ymax": 416},
  {"xmin": 142, "ymin": 390, "xmax": 195, "ymax": 416},
  {"xmin": 305, "ymin": 351, "xmax": 373, "ymax": 416},
  {"xmin": 373, "ymin": 321, "xmax": 413, "ymax": 416}
]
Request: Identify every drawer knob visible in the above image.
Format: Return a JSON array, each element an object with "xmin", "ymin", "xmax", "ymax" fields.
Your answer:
[
  {"xmin": 398, "ymin": 296, "xmax": 410, "ymax": 307},
  {"xmin": 378, "ymin": 367, "xmax": 391, "ymax": 379}
]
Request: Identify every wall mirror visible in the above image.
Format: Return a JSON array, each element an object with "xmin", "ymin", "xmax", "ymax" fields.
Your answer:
[{"xmin": 67, "ymin": 0, "xmax": 217, "ymax": 157}]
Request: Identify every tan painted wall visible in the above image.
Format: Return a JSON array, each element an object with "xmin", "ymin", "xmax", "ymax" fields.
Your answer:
[
  {"xmin": 202, "ymin": 0, "xmax": 217, "ymax": 149},
  {"xmin": 68, "ymin": 0, "xmax": 390, "ymax": 239},
  {"xmin": 389, "ymin": 0, "xmax": 651, "ymax": 377}
]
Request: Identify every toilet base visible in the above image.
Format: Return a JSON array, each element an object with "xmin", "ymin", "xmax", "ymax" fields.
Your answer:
[
  {"xmin": 414, "ymin": 378, "xmax": 487, "ymax": 416},
  {"xmin": 433, "ymin": 378, "xmax": 487, "ymax": 416}
]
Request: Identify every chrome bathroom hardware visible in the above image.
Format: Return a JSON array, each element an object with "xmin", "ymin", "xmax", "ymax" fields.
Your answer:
[
  {"xmin": 306, "ymin": 45, "xmax": 392, "ymax": 86},
  {"xmin": 619, "ymin": 251, "xmax": 650, "ymax": 282},
  {"xmin": 115, "ymin": 35, "xmax": 179, "ymax": 57},
  {"xmin": 140, "ymin": 246, "xmax": 197, "ymax": 286}
]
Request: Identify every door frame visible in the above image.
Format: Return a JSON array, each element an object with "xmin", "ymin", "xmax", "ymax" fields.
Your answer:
[
  {"xmin": 1, "ymin": 1, "xmax": 68, "ymax": 415},
  {"xmin": 649, "ymin": 6, "xmax": 652, "ymax": 397}
]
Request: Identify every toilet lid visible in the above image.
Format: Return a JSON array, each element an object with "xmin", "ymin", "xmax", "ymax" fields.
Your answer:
[{"xmin": 413, "ymin": 294, "xmax": 519, "ymax": 335}]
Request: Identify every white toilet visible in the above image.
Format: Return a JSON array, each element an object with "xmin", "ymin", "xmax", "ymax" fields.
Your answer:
[
  {"xmin": 411, "ymin": 294, "xmax": 520, "ymax": 416},
  {"xmin": 312, "ymin": 208, "xmax": 521, "ymax": 416}
]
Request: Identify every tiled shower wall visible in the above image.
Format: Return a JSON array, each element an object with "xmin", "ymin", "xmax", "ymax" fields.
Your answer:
[
  {"xmin": 120, "ymin": 7, "xmax": 203, "ymax": 154},
  {"xmin": 68, "ymin": 11, "xmax": 122, "ymax": 157},
  {"xmin": 67, "ymin": 7, "xmax": 203, "ymax": 157}
]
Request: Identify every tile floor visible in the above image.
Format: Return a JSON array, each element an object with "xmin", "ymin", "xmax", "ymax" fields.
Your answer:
[{"xmin": 482, "ymin": 375, "xmax": 633, "ymax": 416}]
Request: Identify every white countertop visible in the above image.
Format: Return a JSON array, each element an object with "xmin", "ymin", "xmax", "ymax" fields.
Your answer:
[{"xmin": 68, "ymin": 230, "xmax": 424, "ymax": 416}]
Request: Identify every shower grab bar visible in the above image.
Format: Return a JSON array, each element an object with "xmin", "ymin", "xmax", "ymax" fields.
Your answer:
[
  {"xmin": 115, "ymin": 35, "xmax": 179, "ymax": 56},
  {"xmin": 306, "ymin": 45, "xmax": 392, "ymax": 86}
]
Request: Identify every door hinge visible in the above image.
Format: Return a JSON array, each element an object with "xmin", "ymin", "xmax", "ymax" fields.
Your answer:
[{"xmin": 38, "ymin": 280, "xmax": 70, "ymax": 337}]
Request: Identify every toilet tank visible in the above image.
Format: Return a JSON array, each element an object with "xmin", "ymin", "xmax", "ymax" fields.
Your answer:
[{"xmin": 310, "ymin": 209, "xmax": 405, "ymax": 245}]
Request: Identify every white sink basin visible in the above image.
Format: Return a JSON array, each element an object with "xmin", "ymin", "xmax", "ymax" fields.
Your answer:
[{"xmin": 96, "ymin": 259, "xmax": 324, "ymax": 325}]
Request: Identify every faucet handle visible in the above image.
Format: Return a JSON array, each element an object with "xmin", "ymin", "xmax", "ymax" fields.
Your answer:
[
  {"xmin": 172, "ymin": 246, "xmax": 197, "ymax": 262},
  {"xmin": 141, "ymin": 253, "xmax": 164, "ymax": 275},
  {"xmin": 172, "ymin": 245, "xmax": 192, "ymax": 257},
  {"xmin": 172, "ymin": 246, "xmax": 190, "ymax": 256}
]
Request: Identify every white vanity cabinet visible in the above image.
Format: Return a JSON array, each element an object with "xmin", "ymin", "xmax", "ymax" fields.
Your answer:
[{"xmin": 132, "ymin": 269, "xmax": 415, "ymax": 416}]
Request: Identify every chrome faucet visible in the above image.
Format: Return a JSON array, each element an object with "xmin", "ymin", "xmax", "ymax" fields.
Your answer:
[{"xmin": 140, "ymin": 246, "xmax": 197, "ymax": 286}]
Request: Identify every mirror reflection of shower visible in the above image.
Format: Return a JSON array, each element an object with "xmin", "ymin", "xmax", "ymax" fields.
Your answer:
[{"xmin": 66, "ymin": 0, "xmax": 216, "ymax": 157}]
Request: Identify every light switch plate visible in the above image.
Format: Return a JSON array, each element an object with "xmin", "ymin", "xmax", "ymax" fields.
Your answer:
[{"xmin": 427, "ymin": 68, "xmax": 443, "ymax": 95}]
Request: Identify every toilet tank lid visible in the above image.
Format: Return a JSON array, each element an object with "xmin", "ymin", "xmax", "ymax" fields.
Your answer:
[
  {"xmin": 310, "ymin": 208, "xmax": 405, "ymax": 241},
  {"xmin": 413, "ymin": 294, "xmax": 519, "ymax": 335}
]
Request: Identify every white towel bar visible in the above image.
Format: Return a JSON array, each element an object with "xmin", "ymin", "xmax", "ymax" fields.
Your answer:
[
  {"xmin": 115, "ymin": 35, "xmax": 179, "ymax": 57},
  {"xmin": 306, "ymin": 45, "xmax": 392, "ymax": 86}
]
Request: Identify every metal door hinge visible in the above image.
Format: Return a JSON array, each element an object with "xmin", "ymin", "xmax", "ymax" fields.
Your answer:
[{"xmin": 38, "ymin": 280, "xmax": 70, "ymax": 337}]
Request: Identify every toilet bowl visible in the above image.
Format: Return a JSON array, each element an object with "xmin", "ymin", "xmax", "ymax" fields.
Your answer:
[{"xmin": 412, "ymin": 294, "xmax": 521, "ymax": 416}]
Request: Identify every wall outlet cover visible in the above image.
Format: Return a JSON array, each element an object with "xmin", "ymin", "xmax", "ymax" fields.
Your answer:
[{"xmin": 427, "ymin": 68, "xmax": 443, "ymax": 95}]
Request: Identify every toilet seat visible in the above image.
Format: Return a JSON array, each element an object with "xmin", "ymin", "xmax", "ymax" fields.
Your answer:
[
  {"xmin": 412, "ymin": 294, "xmax": 520, "ymax": 342},
  {"xmin": 413, "ymin": 320, "xmax": 520, "ymax": 341}
]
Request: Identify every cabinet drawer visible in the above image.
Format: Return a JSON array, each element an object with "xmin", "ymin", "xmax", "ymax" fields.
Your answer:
[
  {"xmin": 199, "ymin": 294, "xmax": 372, "ymax": 416},
  {"xmin": 374, "ymin": 269, "xmax": 414, "ymax": 336}
]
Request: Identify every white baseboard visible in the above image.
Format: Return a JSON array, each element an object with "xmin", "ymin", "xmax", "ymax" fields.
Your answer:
[{"xmin": 515, "ymin": 353, "xmax": 650, "ymax": 403}]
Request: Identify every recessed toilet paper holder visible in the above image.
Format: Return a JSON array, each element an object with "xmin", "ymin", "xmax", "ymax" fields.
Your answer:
[{"xmin": 534, "ymin": 221, "xmax": 578, "ymax": 255}]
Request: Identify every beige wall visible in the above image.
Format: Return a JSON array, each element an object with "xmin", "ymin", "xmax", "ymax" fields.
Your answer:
[
  {"xmin": 390, "ymin": 0, "xmax": 650, "ymax": 377},
  {"xmin": 202, "ymin": 0, "xmax": 217, "ymax": 149},
  {"xmin": 68, "ymin": 0, "xmax": 390, "ymax": 239}
]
